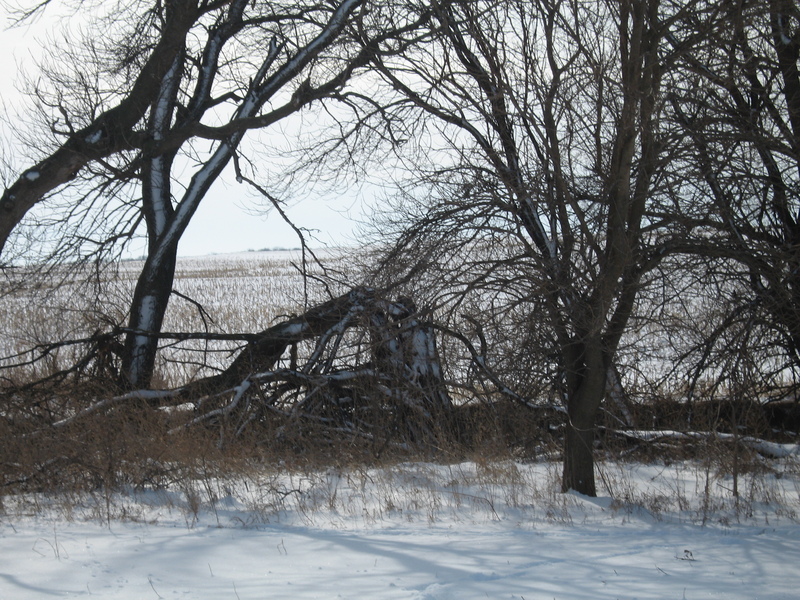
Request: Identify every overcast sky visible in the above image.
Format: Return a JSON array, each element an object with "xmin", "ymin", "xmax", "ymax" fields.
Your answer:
[{"xmin": 0, "ymin": 4, "xmax": 365, "ymax": 257}]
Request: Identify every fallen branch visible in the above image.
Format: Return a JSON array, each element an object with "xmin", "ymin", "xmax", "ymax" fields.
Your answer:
[
  {"xmin": 609, "ymin": 429, "xmax": 800, "ymax": 459},
  {"xmin": 51, "ymin": 389, "xmax": 182, "ymax": 429}
]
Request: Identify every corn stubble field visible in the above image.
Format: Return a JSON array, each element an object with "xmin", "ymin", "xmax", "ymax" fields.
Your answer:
[
  {"xmin": 0, "ymin": 249, "xmax": 348, "ymax": 385},
  {"xmin": 0, "ymin": 249, "xmax": 798, "ymax": 528}
]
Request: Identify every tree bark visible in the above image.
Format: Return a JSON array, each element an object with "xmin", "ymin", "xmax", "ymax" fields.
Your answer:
[
  {"xmin": 0, "ymin": 0, "xmax": 199, "ymax": 255},
  {"xmin": 562, "ymin": 420, "xmax": 598, "ymax": 496},
  {"xmin": 560, "ymin": 340, "xmax": 608, "ymax": 496},
  {"xmin": 121, "ymin": 244, "xmax": 178, "ymax": 389}
]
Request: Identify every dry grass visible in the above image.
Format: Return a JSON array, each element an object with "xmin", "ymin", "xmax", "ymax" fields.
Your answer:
[
  {"xmin": 2, "ymin": 378, "xmax": 797, "ymax": 528},
  {"xmin": 1, "ymin": 250, "xmax": 799, "ymax": 527},
  {"xmin": 0, "ymin": 250, "xmax": 352, "ymax": 386},
  {"xmin": 3, "ymin": 448, "xmax": 797, "ymax": 529}
]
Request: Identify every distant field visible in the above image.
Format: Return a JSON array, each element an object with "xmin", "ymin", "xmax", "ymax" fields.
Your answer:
[
  {"xmin": 0, "ymin": 249, "xmax": 355, "ymax": 386},
  {"xmin": 0, "ymin": 247, "xmax": 793, "ymax": 407}
]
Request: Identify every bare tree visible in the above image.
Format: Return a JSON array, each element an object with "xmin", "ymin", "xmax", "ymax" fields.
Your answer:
[
  {"xmin": 2, "ymin": 0, "xmax": 434, "ymax": 389},
  {"xmin": 121, "ymin": 0, "xmax": 369, "ymax": 388},
  {"xmin": 0, "ymin": 0, "xmax": 199, "ymax": 253},
  {"xmin": 663, "ymin": 0, "xmax": 800, "ymax": 397},
  {"xmin": 363, "ymin": 0, "xmax": 694, "ymax": 495}
]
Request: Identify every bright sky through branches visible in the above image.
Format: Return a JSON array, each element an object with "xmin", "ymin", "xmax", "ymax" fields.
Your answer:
[{"xmin": 0, "ymin": 3, "xmax": 362, "ymax": 257}]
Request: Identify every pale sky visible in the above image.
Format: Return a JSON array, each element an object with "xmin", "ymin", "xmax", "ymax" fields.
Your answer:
[{"xmin": 0, "ymin": 4, "xmax": 365, "ymax": 258}]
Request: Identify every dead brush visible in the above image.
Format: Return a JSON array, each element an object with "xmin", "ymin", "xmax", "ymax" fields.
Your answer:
[
  {"xmin": 2, "ymin": 383, "xmax": 233, "ymax": 504},
  {"xmin": 1, "ymin": 252, "xmax": 798, "ymax": 527}
]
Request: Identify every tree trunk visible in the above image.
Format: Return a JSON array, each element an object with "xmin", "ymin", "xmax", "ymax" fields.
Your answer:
[
  {"xmin": 121, "ymin": 244, "xmax": 178, "ymax": 389},
  {"xmin": 561, "ymin": 342, "xmax": 607, "ymax": 496},
  {"xmin": 120, "ymin": 48, "xmax": 182, "ymax": 390},
  {"xmin": 562, "ymin": 419, "xmax": 598, "ymax": 497},
  {"xmin": 0, "ymin": 1, "xmax": 198, "ymax": 254}
]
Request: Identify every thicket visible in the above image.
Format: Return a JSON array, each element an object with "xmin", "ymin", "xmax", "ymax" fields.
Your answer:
[
  {"xmin": 0, "ymin": 251, "xmax": 797, "ymax": 504},
  {"xmin": 2, "ymin": 0, "xmax": 800, "ymax": 502}
]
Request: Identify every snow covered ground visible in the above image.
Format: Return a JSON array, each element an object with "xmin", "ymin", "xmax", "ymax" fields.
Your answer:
[{"xmin": 2, "ymin": 459, "xmax": 798, "ymax": 599}]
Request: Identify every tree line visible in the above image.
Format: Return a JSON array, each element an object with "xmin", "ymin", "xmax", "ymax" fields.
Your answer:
[{"xmin": 1, "ymin": 0, "xmax": 799, "ymax": 496}]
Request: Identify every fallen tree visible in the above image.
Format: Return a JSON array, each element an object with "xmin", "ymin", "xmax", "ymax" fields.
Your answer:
[
  {"xmin": 172, "ymin": 287, "xmax": 454, "ymax": 447},
  {"xmin": 2, "ymin": 288, "xmax": 461, "ymax": 451},
  {"xmin": 1, "ymin": 283, "xmax": 577, "ymax": 500}
]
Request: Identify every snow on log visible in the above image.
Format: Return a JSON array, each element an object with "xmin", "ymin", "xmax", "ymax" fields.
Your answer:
[{"xmin": 181, "ymin": 288, "xmax": 451, "ymax": 417}]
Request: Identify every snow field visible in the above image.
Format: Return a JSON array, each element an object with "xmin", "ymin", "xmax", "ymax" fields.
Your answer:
[
  {"xmin": 2, "ymin": 458, "xmax": 798, "ymax": 599},
  {"xmin": 1, "ymin": 250, "xmax": 798, "ymax": 598},
  {"xmin": 0, "ymin": 250, "xmax": 346, "ymax": 385}
]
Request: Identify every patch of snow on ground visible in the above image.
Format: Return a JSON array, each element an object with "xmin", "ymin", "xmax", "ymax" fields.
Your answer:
[{"xmin": 1, "ymin": 460, "xmax": 799, "ymax": 599}]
